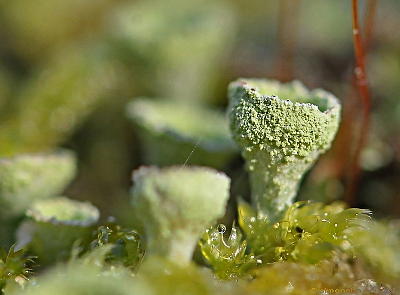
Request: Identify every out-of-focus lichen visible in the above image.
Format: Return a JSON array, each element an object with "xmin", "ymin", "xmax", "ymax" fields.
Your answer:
[
  {"xmin": 131, "ymin": 165, "xmax": 230, "ymax": 266},
  {"xmin": 199, "ymin": 223, "xmax": 257, "ymax": 280},
  {"xmin": 137, "ymin": 256, "xmax": 215, "ymax": 295},
  {"xmin": 24, "ymin": 196, "xmax": 100, "ymax": 264},
  {"xmin": 108, "ymin": 0, "xmax": 236, "ymax": 103},
  {"xmin": 90, "ymin": 218, "xmax": 145, "ymax": 271},
  {"xmin": 16, "ymin": 246, "xmax": 151, "ymax": 295},
  {"xmin": 227, "ymin": 78, "xmax": 341, "ymax": 222},
  {"xmin": 0, "ymin": 150, "xmax": 77, "ymax": 222},
  {"xmin": 126, "ymin": 98, "xmax": 237, "ymax": 169}
]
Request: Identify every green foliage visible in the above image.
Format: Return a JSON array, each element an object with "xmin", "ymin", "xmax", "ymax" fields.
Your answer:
[
  {"xmin": 239, "ymin": 201, "xmax": 371, "ymax": 264},
  {"xmin": 90, "ymin": 218, "xmax": 145, "ymax": 271},
  {"xmin": 0, "ymin": 245, "xmax": 34, "ymax": 294},
  {"xmin": 199, "ymin": 200, "xmax": 373, "ymax": 282},
  {"xmin": 199, "ymin": 223, "xmax": 257, "ymax": 280}
]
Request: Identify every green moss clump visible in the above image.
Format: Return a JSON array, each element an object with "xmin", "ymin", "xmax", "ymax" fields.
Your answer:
[
  {"xmin": 199, "ymin": 223, "xmax": 256, "ymax": 280},
  {"xmin": 90, "ymin": 218, "xmax": 145, "ymax": 271},
  {"xmin": 0, "ymin": 246, "xmax": 34, "ymax": 293},
  {"xmin": 239, "ymin": 201, "xmax": 371, "ymax": 264}
]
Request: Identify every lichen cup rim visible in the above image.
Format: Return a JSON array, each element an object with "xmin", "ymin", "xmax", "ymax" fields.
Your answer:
[
  {"xmin": 0, "ymin": 148, "xmax": 78, "ymax": 223},
  {"xmin": 26, "ymin": 196, "xmax": 100, "ymax": 227},
  {"xmin": 126, "ymin": 98, "xmax": 236, "ymax": 151},
  {"xmin": 0, "ymin": 148, "xmax": 75, "ymax": 164},
  {"xmin": 228, "ymin": 78, "xmax": 341, "ymax": 117}
]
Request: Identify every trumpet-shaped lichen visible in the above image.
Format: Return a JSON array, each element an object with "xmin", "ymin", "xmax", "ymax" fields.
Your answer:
[
  {"xmin": 227, "ymin": 79, "xmax": 341, "ymax": 222},
  {"xmin": 126, "ymin": 98, "xmax": 237, "ymax": 168},
  {"xmin": 0, "ymin": 150, "xmax": 77, "ymax": 222},
  {"xmin": 131, "ymin": 165, "xmax": 230, "ymax": 265},
  {"xmin": 25, "ymin": 196, "xmax": 99, "ymax": 264}
]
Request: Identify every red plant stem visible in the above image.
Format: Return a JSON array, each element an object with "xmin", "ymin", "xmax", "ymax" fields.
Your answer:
[{"xmin": 344, "ymin": 0, "xmax": 372, "ymax": 204}]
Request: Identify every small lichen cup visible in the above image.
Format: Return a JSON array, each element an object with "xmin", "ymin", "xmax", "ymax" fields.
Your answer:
[
  {"xmin": 0, "ymin": 149, "xmax": 77, "ymax": 247},
  {"xmin": 131, "ymin": 165, "xmax": 230, "ymax": 266},
  {"xmin": 126, "ymin": 98, "xmax": 237, "ymax": 169},
  {"xmin": 24, "ymin": 196, "xmax": 100, "ymax": 264},
  {"xmin": 227, "ymin": 79, "xmax": 341, "ymax": 223}
]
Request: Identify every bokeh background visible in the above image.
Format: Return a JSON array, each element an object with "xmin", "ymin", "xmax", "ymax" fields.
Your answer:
[{"xmin": 1, "ymin": 0, "xmax": 399, "ymax": 226}]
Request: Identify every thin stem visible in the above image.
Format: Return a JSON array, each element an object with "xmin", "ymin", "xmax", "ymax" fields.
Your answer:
[{"xmin": 344, "ymin": 0, "xmax": 373, "ymax": 205}]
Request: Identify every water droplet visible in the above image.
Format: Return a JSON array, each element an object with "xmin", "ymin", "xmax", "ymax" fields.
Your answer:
[{"xmin": 217, "ymin": 224, "xmax": 226, "ymax": 234}]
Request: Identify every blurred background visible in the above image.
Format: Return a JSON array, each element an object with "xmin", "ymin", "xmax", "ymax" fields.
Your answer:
[{"xmin": 0, "ymin": 0, "xmax": 399, "ymax": 226}]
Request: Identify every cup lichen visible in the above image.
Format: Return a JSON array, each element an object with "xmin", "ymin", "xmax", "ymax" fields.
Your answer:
[
  {"xmin": 24, "ymin": 196, "xmax": 100, "ymax": 264},
  {"xmin": 126, "ymin": 98, "xmax": 237, "ymax": 169},
  {"xmin": 130, "ymin": 165, "xmax": 230, "ymax": 266},
  {"xmin": 0, "ymin": 149, "xmax": 77, "ymax": 222},
  {"xmin": 227, "ymin": 78, "xmax": 341, "ymax": 222}
]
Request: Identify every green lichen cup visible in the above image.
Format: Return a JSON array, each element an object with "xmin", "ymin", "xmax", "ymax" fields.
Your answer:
[
  {"xmin": 109, "ymin": 0, "xmax": 236, "ymax": 103},
  {"xmin": 25, "ymin": 196, "xmax": 100, "ymax": 264},
  {"xmin": 131, "ymin": 165, "xmax": 230, "ymax": 266},
  {"xmin": 227, "ymin": 79, "xmax": 341, "ymax": 222},
  {"xmin": 0, "ymin": 149, "xmax": 77, "ymax": 247},
  {"xmin": 0, "ymin": 149, "xmax": 77, "ymax": 221},
  {"xmin": 126, "ymin": 98, "xmax": 237, "ymax": 169}
]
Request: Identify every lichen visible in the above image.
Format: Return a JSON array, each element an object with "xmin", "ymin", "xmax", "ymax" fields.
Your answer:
[
  {"xmin": 131, "ymin": 165, "xmax": 230, "ymax": 265},
  {"xmin": 126, "ymin": 98, "xmax": 237, "ymax": 168},
  {"xmin": 24, "ymin": 196, "xmax": 99, "ymax": 264},
  {"xmin": 0, "ymin": 150, "xmax": 77, "ymax": 222},
  {"xmin": 227, "ymin": 78, "xmax": 341, "ymax": 222}
]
